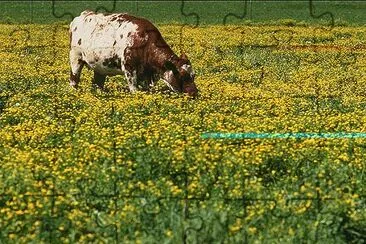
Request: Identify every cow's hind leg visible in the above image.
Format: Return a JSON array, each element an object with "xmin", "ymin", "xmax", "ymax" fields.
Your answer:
[
  {"xmin": 69, "ymin": 50, "xmax": 84, "ymax": 88},
  {"xmin": 92, "ymin": 71, "xmax": 106, "ymax": 90}
]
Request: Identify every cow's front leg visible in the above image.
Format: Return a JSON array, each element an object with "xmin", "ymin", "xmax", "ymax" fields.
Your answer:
[
  {"xmin": 138, "ymin": 78, "xmax": 150, "ymax": 91},
  {"xmin": 92, "ymin": 71, "xmax": 106, "ymax": 90},
  {"xmin": 69, "ymin": 50, "xmax": 84, "ymax": 88},
  {"xmin": 125, "ymin": 70, "xmax": 138, "ymax": 93},
  {"xmin": 149, "ymin": 74, "xmax": 159, "ymax": 88}
]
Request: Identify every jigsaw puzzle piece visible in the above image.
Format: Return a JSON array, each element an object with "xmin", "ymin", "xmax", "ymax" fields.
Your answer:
[
  {"xmin": 309, "ymin": 0, "xmax": 334, "ymax": 28},
  {"xmin": 5, "ymin": 27, "xmax": 55, "ymax": 94},
  {"xmin": 133, "ymin": 1, "xmax": 182, "ymax": 23},
  {"xmin": 1, "ymin": 155, "xmax": 73, "ymax": 242},
  {"xmin": 0, "ymin": 2, "xmax": 33, "ymax": 23},
  {"xmin": 138, "ymin": 197, "xmax": 172, "ymax": 240},
  {"xmin": 183, "ymin": 203, "xmax": 205, "ymax": 243},
  {"xmin": 71, "ymin": 177, "xmax": 119, "ymax": 241},
  {"xmin": 0, "ymin": 150, "xmax": 74, "ymax": 243},
  {"xmin": 0, "ymin": 194, "xmax": 60, "ymax": 242},
  {"xmin": 8, "ymin": 28, "xmax": 31, "ymax": 70},
  {"xmin": 181, "ymin": 0, "xmax": 247, "ymax": 26},
  {"xmin": 34, "ymin": 24, "xmax": 69, "ymax": 76},
  {"xmin": 1, "ymin": 25, "xmax": 58, "ymax": 90},
  {"xmin": 51, "ymin": 0, "xmax": 117, "ymax": 21}
]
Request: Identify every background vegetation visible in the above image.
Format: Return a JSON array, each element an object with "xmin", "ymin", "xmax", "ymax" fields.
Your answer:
[{"xmin": 0, "ymin": 0, "xmax": 365, "ymax": 25}]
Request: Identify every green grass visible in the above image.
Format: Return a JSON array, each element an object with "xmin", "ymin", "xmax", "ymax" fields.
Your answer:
[{"xmin": 0, "ymin": 1, "xmax": 365, "ymax": 25}]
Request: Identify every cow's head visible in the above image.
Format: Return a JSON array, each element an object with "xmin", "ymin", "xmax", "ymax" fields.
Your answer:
[{"xmin": 163, "ymin": 53, "xmax": 198, "ymax": 96}]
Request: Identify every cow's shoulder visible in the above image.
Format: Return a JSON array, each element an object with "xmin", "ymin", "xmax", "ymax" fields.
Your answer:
[{"xmin": 111, "ymin": 14, "xmax": 157, "ymax": 31}]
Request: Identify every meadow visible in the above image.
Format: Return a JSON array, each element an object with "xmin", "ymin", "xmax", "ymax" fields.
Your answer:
[{"xmin": 0, "ymin": 1, "xmax": 366, "ymax": 243}]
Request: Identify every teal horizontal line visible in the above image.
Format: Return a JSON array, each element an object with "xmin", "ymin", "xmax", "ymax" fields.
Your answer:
[{"xmin": 201, "ymin": 132, "xmax": 366, "ymax": 139}]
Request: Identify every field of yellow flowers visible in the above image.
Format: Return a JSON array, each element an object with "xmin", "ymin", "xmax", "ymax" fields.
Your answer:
[{"xmin": 0, "ymin": 24, "xmax": 365, "ymax": 242}]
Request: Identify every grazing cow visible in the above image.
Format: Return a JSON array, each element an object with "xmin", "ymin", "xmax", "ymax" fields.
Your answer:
[{"xmin": 69, "ymin": 10, "xmax": 198, "ymax": 96}]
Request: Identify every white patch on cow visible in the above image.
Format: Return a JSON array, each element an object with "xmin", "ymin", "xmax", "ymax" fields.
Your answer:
[
  {"xmin": 162, "ymin": 71, "xmax": 178, "ymax": 92},
  {"xmin": 70, "ymin": 12, "xmax": 139, "ymax": 76}
]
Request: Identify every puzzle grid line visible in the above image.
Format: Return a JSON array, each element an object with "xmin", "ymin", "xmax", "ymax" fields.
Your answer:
[{"xmin": 0, "ymin": 0, "xmax": 365, "ymax": 242}]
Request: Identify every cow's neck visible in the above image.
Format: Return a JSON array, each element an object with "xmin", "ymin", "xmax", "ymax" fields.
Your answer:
[{"xmin": 152, "ymin": 46, "xmax": 179, "ymax": 69}]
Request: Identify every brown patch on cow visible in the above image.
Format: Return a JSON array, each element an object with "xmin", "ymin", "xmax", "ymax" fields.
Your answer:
[
  {"xmin": 117, "ymin": 14, "xmax": 131, "ymax": 24},
  {"xmin": 118, "ymin": 13, "xmax": 143, "ymax": 23},
  {"xmin": 121, "ymin": 14, "xmax": 176, "ymax": 75},
  {"xmin": 120, "ymin": 34, "xmax": 123, "ymax": 39},
  {"xmin": 102, "ymin": 55, "xmax": 121, "ymax": 70},
  {"xmin": 73, "ymin": 26, "xmax": 77, "ymax": 32},
  {"xmin": 70, "ymin": 71, "xmax": 77, "ymax": 80},
  {"xmin": 78, "ymin": 39, "xmax": 82, "ymax": 45},
  {"xmin": 70, "ymin": 70, "xmax": 80, "ymax": 85},
  {"xmin": 113, "ymin": 40, "xmax": 117, "ymax": 46},
  {"xmin": 111, "ymin": 16, "xmax": 117, "ymax": 21}
]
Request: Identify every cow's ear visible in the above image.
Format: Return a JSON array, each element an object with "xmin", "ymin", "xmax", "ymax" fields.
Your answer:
[{"xmin": 164, "ymin": 61, "xmax": 179, "ymax": 75}]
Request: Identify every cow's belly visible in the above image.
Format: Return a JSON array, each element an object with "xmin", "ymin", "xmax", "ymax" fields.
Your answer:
[
  {"xmin": 81, "ymin": 48, "xmax": 125, "ymax": 76},
  {"xmin": 93, "ymin": 65, "xmax": 124, "ymax": 76}
]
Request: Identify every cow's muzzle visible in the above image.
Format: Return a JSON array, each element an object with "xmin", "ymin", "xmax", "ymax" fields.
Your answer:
[{"xmin": 184, "ymin": 85, "xmax": 198, "ymax": 97}]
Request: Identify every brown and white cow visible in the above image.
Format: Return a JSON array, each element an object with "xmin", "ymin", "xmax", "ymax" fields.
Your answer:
[{"xmin": 69, "ymin": 10, "xmax": 198, "ymax": 96}]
